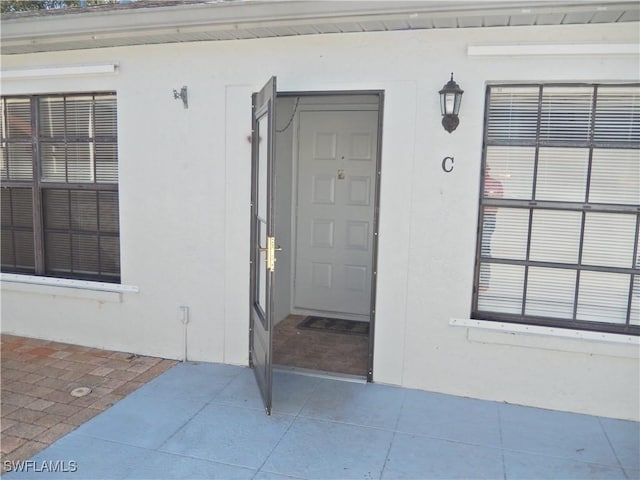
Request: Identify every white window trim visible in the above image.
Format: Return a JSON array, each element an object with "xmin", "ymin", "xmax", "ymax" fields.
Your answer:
[
  {"xmin": 450, "ymin": 318, "xmax": 638, "ymax": 345},
  {"xmin": 0, "ymin": 273, "xmax": 137, "ymax": 294}
]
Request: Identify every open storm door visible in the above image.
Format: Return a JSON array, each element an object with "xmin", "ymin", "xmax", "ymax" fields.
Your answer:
[{"xmin": 249, "ymin": 77, "xmax": 277, "ymax": 415}]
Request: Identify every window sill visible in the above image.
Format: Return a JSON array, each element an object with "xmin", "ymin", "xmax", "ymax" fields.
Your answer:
[
  {"xmin": 1, "ymin": 273, "xmax": 138, "ymax": 303},
  {"xmin": 449, "ymin": 318, "xmax": 639, "ymax": 358}
]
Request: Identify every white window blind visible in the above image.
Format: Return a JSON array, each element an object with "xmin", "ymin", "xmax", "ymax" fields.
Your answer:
[{"xmin": 474, "ymin": 83, "xmax": 640, "ymax": 335}]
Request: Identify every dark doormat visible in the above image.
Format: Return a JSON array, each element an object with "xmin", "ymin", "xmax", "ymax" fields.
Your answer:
[{"xmin": 298, "ymin": 316, "xmax": 370, "ymax": 336}]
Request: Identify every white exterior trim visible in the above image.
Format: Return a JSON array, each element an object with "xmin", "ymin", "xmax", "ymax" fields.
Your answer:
[
  {"xmin": 2, "ymin": 1, "xmax": 638, "ymax": 55},
  {"xmin": 1, "ymin": 64, "xmax": 118, "ymax": 80},
  {"xmin": 468, "ymin": 43, "xmax": 640, "ymax": 56}
]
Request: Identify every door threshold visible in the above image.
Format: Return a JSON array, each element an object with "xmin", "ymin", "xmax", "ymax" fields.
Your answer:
[{"xmin": 273, "ymin": 364, "xmax": 367, "ymax": 383}]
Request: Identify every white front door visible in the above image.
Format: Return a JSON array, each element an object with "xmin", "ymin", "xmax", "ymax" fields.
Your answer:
[{"xmin": 293, "ymin": 109, "xmax": 378, "ymax": 320}]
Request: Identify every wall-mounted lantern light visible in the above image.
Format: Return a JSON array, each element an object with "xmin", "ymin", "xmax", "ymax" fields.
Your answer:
[{"xmin": 439, "ymin": 73, "xmax": 463, "ymax": 133}]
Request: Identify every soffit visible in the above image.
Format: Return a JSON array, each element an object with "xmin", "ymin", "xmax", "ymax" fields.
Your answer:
[{"xmin": 1, "ymin": 0, "xmax": 639, "ymax": 55}]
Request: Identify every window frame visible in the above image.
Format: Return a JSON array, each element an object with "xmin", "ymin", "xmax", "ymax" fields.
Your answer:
[
  {"xmin": 1, "ymin": 92, "xmax": 120, "ymax": 283},
  {"xmin": 472, "ymin": 82, "xmax": 639, "ymax": 336}
]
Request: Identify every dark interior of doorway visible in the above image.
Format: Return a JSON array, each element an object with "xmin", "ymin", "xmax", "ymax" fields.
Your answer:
[{"xmin": 273, "ymin": 315, "xmax": 368, "ymax": 376}]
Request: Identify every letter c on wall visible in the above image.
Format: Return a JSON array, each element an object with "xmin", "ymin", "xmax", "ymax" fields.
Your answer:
[{"xmin": 442, "ymin": 156, "xmax": 454, "ymax": 173}]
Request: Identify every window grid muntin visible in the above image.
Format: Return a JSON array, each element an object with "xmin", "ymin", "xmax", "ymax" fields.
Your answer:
[
  {"xmin": 0, "ymin": 93, "xmax": 119, "ymax": 283},
  {"xmin": 475, "ymin": 83, "xmax": 640, "ymax": 335}
]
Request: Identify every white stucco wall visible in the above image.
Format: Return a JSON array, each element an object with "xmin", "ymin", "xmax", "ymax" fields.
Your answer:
[{"xmin": 2, "ymin": 22, "xmax": 639, "ymax": 420}]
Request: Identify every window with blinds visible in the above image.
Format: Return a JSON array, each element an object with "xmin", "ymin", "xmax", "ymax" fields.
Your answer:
[
  {"xmin": 474, "ymin": 84, "xmax": 639, "ymax": 335},
  {"xmin": 1, "ymin": 93, "xmax": 120, "ymax": 283}
]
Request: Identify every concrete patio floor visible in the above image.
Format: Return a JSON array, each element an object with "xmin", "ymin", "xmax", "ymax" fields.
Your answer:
[{"xmin": 2, "ymin": 361, "xmax": 638, "ymax": 480}]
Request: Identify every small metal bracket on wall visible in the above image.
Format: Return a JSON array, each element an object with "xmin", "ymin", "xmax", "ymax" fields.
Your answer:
[{"xmin": 173, "ymin": 86, "xmax": 188, "ymax": 109}]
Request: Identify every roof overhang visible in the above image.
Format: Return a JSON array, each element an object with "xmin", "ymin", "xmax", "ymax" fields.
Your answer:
[{"xmin": 1, "ymin": 0, "xmax": 639, "ymax": 55}]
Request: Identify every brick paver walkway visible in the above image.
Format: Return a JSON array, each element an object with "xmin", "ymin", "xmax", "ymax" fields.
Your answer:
[{"xmin": 0, "ymin": 335, "xmax": 176, "ymax": 472}]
